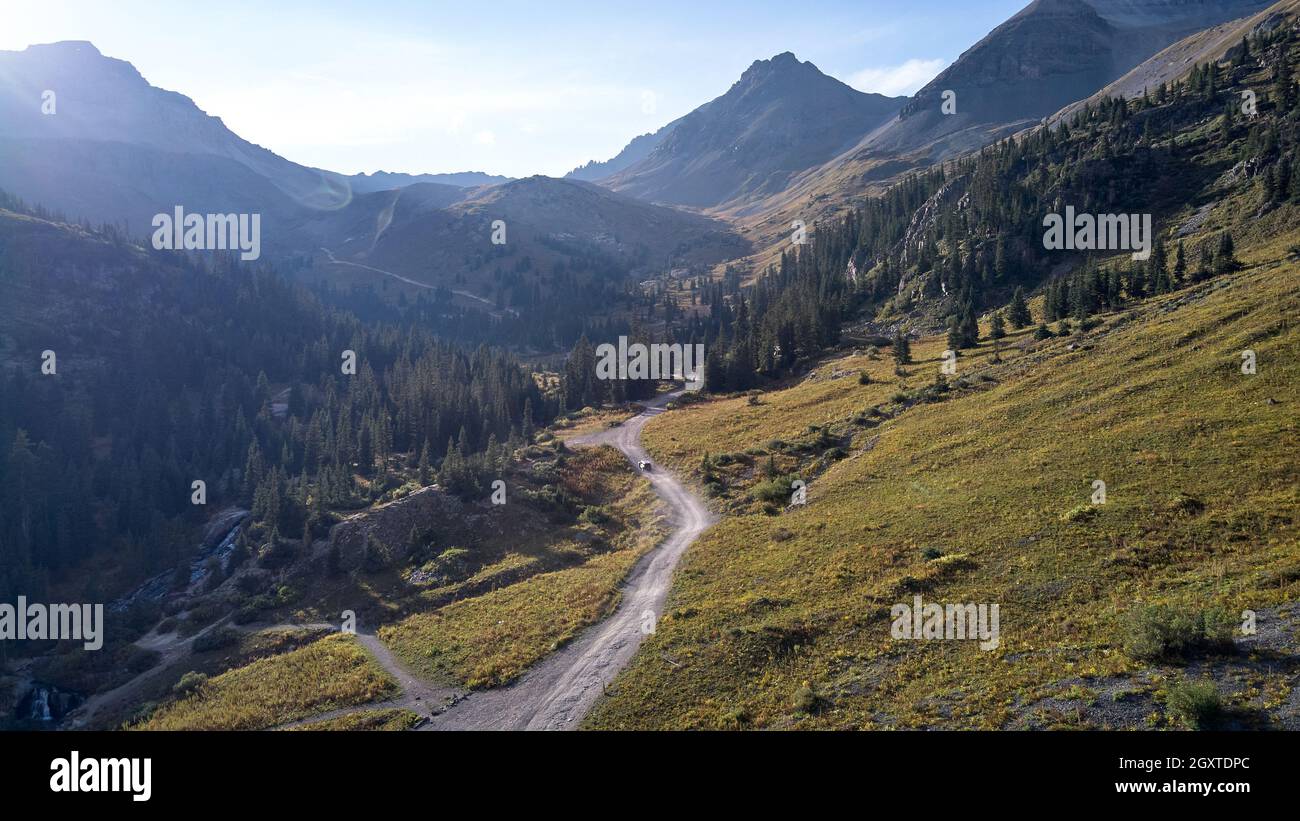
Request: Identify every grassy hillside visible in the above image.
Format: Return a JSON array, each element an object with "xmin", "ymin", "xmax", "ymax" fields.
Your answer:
[
  {"xmin": 136, "ymin": 634, "xmax": 396, "ymax": 731},
  {"xmin": 379, "ymin": 449, "xmax": 665, "ymax": 688},
  {"xmin": 587, "ymin": 229, "xmax": 1298, "ymax": 730}
]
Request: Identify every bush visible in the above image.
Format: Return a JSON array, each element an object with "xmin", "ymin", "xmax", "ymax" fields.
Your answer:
[
  {"xmin": 1199, "ymin": 608, "xmax": 1237, "ymax": 653},
  {"xmin": 233, "ymin": 603, "xmax": 265, "ymax": 625},
  {"xmin": 1166, "ymin": 679, "xmax": 1222, "ymax": 729},
  {"xmin": 1060, "ymin": 503, "xmax": 1099, "ymax": 523},
  {"xmin": 257, "ymin": 537, "xmax": 296, "ymax": 570},
  {"xmin": 858, "ymin": 372, "xmax": 871, "ymax": 385},
  {"xmin": 792, "ymin": 683, "xmax": 821, "ymax": 714},
  {"xmin": 173, "ymin": 671, "xmax": 208, "ymax": 697},
  {"xmin": 1124, "ymin": 605, "xmax": 1236, "ymax": 661},
  {"xmin": 191, "ymin": 627, "xmax": 240, "ymax": 654},
  {"xmin": 235, "ymin": 569, "xmax": 273, "ymax": 595},
  {"xmin": 752, "ymin": 476, "xmax": 796, "ymax": 504}
]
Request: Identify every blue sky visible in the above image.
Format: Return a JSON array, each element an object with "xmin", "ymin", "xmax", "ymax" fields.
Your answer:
[{"xmin": 2, "ymin": 0, "xmax": 1028, "ymax": 177}]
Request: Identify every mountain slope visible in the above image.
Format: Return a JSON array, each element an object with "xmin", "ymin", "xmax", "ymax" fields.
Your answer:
[
  {"xmin": 345, "ymin": 170, "xmax": 511, "ymax": 192},
  {"xmin": 0, "ymin": 41, "xmax": 499, "ymax": 249},
  {"xmin": 565, "ymin": 125, "xmax": 678, "ymax": 182},
  {"xmin": 603, "ymin": 53, "xmax": 904, "ymax": 210},
  {"xmin": 315, "ymin": 175, "xmax": 750, "ymax": 310},
  {"xmin": 732, "ymin": 0, "xmax": 1278, "ymax": 268},
  {"xmin": 590, "ymin": 235, "xmax": 1299, "ymax": 729},
  {"xmin": 583, "ymin": 17, "xmax": 1300, "ymax": 728},
  {"xmin": 857, "ymin": 0, "xmax": 1275, "ymax": 161},
  {"xmin": 1052, "ymin": 0, "xmax": 1300, "ymax": 123}
]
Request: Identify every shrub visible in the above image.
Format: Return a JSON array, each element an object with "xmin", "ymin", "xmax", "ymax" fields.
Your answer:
[
  {"xmin": 921, "ymin": 547, "xmax": 944, "ymax": 561},
  {"xmin": 1199, "ymin": 607, "xmax": 1237, "ymax": 653},
  {"xmin": 1165, "ymin": 493, "xmax": 1206, "ymax": 516},
  {"xmin": 1124, "ymin": 605, "xmax": 1236, "ymax": 661},
  {"xmin": 173, "ymin": 671, "xmax": 208, "ymax": 697},
  {"xmin": 235, "ymin": 569, "xmax": 273, "ymax": 595},
  {"xmin": 792, "ymin": 683, "xmax": 821, "ymax": 714},
  {"xmin": 1166, "ymin": 679, "xmax": 1222, "ymax": 729},
  {"xmin": 191, "ymin": 627, "xmax": 240, "ymax": 654},
  {"xmin": 233, "ymin": 603, "xmax": 265, "ymax": 625},
  {"xmin": 752, "ymin": 476, "xmax": 796, "ymax": 504},
  {"xmin": 1060, "ymin": 503, "xmax": 1099, "ymax": 523},
  {"xmin": 257, "ymin": 537, "xmax": 296, "ymax": 570}
]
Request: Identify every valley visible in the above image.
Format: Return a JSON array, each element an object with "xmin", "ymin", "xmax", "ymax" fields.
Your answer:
[{"xmin": 1, "ymin": 0, "xmax": 1297, "ymax": 742}]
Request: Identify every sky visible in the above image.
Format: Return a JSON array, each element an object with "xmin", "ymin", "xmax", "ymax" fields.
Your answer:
[{"xmin": 0, "ymin": 0, "xmax": 1029, "ymax": 178}]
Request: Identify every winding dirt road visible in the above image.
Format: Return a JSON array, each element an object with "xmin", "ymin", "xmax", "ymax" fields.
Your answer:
[{"xmin": 425, "ymin": 391, "xmax": 715, "ymax": 730}]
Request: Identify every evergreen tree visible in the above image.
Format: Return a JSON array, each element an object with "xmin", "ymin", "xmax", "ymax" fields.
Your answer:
[
  {"xmin": 892, "ymin": 331, "xmax": 912, "ymax": 366},
  {"xmin": 990, "ymin": 310, "xmax": 1007, "ymax": 340},
  {"xmin": 1215, "ymin": 231, "xmax": 1240, "ymax": 275},
  {"xmin": 1008, "ymin": 287, "xmax": 1032, "ymax": 329}
]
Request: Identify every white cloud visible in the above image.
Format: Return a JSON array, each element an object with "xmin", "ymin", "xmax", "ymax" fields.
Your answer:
[
  {"xmin": 847, "ymin": 58, "xmax": 948, "ymax": 97},
  {"xmin": 474, "ymin": 130, "xmax": 497, "ymax": 146}
]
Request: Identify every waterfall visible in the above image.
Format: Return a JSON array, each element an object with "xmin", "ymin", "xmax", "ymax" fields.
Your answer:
[{"xmin": 29, "ymin": 686, "xmax": 52, "ymax": 721}]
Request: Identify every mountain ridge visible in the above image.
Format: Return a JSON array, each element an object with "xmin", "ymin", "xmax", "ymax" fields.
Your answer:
[{"xmin": 602, "ymin": 52, "xmax": 906, "ymax": 209}]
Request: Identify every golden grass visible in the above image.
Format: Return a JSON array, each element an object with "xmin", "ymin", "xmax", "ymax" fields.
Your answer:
[
  {"xmin": 286, "ymin": 708, "xmax": 422, "ymax": 731},
  {"xmin": 137, "ymin": 634, "xmax": 397, "ymax": 730},
  {"xmin": 588, "ymin": 237, "xmax": 1299, "ymax": 730}
]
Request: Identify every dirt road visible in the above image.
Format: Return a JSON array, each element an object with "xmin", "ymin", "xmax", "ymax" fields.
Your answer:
[
  {"xmin": 426, "ymin": 391, "xmax": 715, "ymax": 730},
  {"xmin": 318, "ymin": 247, "xmax": 517, "ymax": 316}
]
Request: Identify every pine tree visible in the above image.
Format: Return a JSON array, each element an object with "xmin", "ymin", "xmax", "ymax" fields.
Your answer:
[
  {"xmin": 1008, "ymin": 287, "xmax": 1032, "ymax": 329},
  {"xmin": 990, "ymin": 310, "xmax": 1007, "ymax": 340},
  {"xmin": 418, "ymin": 439, "xmax": 433, "ymax": 485},
  {"xmin": 892, "ymin": 331, "xmax": 912, "ymax": 366},
  {"xmin": 1215, "ymin": 231, "xmax": 1240, "ymax": 275},
  {"xmin": 1196, "ymin": 242, "xmax": 1213, "ymax": 281}
]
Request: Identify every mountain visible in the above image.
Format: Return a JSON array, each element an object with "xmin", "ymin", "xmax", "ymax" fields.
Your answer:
[
  {"xmin": 587, "ymin": 11, "xmax": 1300, "ymax": 727},
  {"xmin": 345, "ymin": 170, "xmax": 512, "ymax": 192},
  {"xmin": 564, "ymin": 124, "xmax": 678, "ymax": 181},
  {"xmin": 0, "ymin": 41, "xmax": 497, "ymax": 250},
  {"xmin": 1052, "ymin": 0, "xmax": 1300, "ymax": 122},
  {"xmin": 602, "ymin": 53, "xmax": 905, "ymax": 210},
  {"xmin": 720, "ymin": 0, "xmax": 1278, "ymax": 273},
  {"xmin": 846, "ymin": 0, "xmax": 1276, "ymax": 162},
  {"xmin": 313, "ymin": 175, "xmax": 750, "ymax": 311}
]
